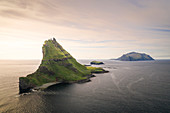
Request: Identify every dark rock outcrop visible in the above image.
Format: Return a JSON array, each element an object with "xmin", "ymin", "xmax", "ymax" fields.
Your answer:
[{"xmin": 19, "ymin": 78, "xmax": 35, "ymax": 94}]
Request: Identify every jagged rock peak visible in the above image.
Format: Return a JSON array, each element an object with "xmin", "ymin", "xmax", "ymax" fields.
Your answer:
[{"xmin": 42, "ymin": 38, "xmax": 72, "ymax": 60}]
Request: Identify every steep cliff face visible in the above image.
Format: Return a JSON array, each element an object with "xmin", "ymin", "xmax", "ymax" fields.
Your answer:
[
  {"xmin": 19, "ymin": 38, "xmax": 91, "ymax": 93},
  {"xmin": 117, "ymin": 52, "xmax": 154, "ymax": 61}
]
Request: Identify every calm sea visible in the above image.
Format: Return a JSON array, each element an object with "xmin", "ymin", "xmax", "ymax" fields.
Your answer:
[{"xmin": 0, "ymin": 60, "xmax": 170, "ymax": 113}]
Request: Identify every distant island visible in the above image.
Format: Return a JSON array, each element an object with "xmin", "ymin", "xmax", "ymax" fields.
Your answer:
[
  {"xmin": 19, "ymin": 38, "xmax": 108, "ymax": 93},
  {"xmin": 90, "ymin": 61, "xmax": 104, "ymax": 65},
  {"xmin": 116, "ymin": 52, "xmax": 154, "ymax": 61}
]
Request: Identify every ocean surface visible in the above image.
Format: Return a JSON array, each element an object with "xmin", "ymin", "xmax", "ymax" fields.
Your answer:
[{"xmin": 0, "ymin": 59, "xmax": 170, "ymax": 113}]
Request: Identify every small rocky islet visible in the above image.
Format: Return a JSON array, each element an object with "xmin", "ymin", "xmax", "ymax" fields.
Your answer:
[
  {"xmin": 19, "ymin": 38, "xmax": 108, "ymax": 94},
  {"xmin": 90, "ymin": 61, "xmax": 104, "ymax": 65}
]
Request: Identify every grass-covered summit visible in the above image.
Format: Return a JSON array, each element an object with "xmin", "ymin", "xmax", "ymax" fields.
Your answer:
[{"xmin": 19, "ymin": 38, "xmax": 91, "ymax": 93}]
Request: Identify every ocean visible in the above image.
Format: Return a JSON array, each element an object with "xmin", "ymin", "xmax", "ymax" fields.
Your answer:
[{"xmin": 0, "ymin": 59, "xmax": 170, "ymax": 113}]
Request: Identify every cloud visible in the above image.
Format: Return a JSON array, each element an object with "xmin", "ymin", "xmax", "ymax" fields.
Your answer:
[{"xmin": 151, "ymin": 28, "xmax": 170, "ymax": 32}]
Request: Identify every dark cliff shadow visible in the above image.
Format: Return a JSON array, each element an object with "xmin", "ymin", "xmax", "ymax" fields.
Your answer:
[{"xmin": 44, "ymin": 83, "xmax": 73, "ymax": 92}]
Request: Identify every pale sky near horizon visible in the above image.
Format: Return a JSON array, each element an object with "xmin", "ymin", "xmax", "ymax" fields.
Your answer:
[{"xmin": 0, "ymin": 0, "xmax": 170, "ymax": 59}]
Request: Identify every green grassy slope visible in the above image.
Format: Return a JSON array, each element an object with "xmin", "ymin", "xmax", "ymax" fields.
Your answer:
[{"xmin": 86, "ymin": 66, "xmax": 108, "ymax": 73}]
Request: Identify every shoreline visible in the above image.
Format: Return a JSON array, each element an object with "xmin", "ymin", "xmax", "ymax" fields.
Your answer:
[
  {"xmin": 33, "ymin": 82, "xmax": 61, "ymax": 91},
  {"xmin": 20, "ymin": 71, "xmax": 108, "ymax": 94}
]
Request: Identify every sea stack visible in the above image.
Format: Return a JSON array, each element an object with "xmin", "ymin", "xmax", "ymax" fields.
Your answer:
[
  {"xmin": 19, "ymin": 38, "xmax": 91, "ymax": 93},
  {"xmin": 117, "ymin": 52, "xmax": 154, "ymax": 61}
]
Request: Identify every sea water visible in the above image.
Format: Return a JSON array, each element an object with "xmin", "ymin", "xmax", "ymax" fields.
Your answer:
[{"xmin": 0, "ymin": 60, "xmax": 170, "ymax": 113}]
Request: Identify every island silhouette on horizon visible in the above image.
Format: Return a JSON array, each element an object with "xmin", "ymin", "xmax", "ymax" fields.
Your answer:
[{"xmin": 116, "ymin": 52, "xmax": 154, "ymax": 61}]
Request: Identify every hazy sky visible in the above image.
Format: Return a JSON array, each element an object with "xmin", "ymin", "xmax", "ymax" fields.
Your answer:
[{"xmin": 0, "ymin": 0, "xmax": 170, "ymax": 59}]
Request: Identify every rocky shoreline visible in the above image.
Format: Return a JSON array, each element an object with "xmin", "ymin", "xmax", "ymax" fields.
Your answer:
[{"xmin": 19, "ymin": 70, "xmax": 108, "ymax": 94}]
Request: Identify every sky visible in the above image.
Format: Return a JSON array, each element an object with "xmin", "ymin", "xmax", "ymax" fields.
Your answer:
[{"xmin": 0, "ymin": 0, "xmax": 170, "ymax": 59}]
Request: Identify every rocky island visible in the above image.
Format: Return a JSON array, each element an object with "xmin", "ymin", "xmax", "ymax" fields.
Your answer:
[
  {"xmin": 19, "ymin": 38, "xmax": 108, "ymax": 93},
  {"xmin": 90, "ymin": 61, "xmax": 104, "ymax": 65},
  {"xmin": 117, "ymin": 52, "xmax": 154, "ymax": 61}
]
